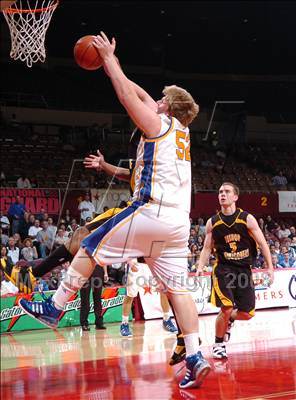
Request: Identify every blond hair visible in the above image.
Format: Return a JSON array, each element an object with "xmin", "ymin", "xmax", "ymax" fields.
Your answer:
[{"xmin": 162, "ymin": 85, "xmax": 199, "ymax": 127}]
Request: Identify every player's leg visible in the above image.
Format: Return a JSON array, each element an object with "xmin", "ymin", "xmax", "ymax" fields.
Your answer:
[
  {"xmin": 18, "ymin": 204, "xmax": 143, "ymax": 328},
  {"xmin": 32, "ymin": 226, "xmax": 88, "ymax": 277},
  {"xmin": 120, "ymin": 262, "xmax": 141, "ymax": 336},
  {"xmin": 224, "ymin": 267, "xmax": 256, "ymax": 341},
  {"xmin": 160, "ymin": 292, "xmax": 178, "ymax": 333},
  {"xmin": 92, "ymin": 265, "xmax": 105, "ymax": 329},
  {"xmin": 211, "ymin": 264, "xmax": 236, "ymax": 358},
  {"xmin": 120, "ymin": 296, "xmax": 134, "ymax": 336},
  {"xmin": 31, "ymin": 208, "xmax": 123, "ymax": 278},
  {"xmin": 80, "ymin": 277, "xmax": 91, "ymax": 331},
  {"xmin": 146, "ymin": 255, "xmax": 211, "ymax": 389}
]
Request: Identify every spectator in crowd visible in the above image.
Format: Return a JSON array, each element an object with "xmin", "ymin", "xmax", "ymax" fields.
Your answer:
[
  {"xmin": 8, "ymin": 195, "xmax": 26, "ymax": 234},
  {"xmin": 277, "ymin": 252, "xmax": 296, "ymax": 268},
  {"xmin": 16, "ymin": 175, "xmax": 31, "ymax": 189},
  {"xmin": 47, "ymin": 217, "xmax": 57, "ymax": 236},
  {"xmin": 289, "ymin": 226, "xmax": 296, "ymax": 240},
  {"xmin": 48, "ymin": 270, "xmax": 60, "ymax": 290},
  {"xmin": 1, "ymin": 273, "xmax": 19, "ymax": 296},
  {"xmin": 254, "ymin": 249, "xmax": 264, "ymax": 269},
  {"xmin": 271, "ymin": 254, "xmax": 281, "ymax": 269},
  {"xmin": 63, "ymin": 209, "xmax": 72, "ymax": 226},
  {"xmin": 36, "ymin": 220, "xmax": 55, "ymax": 258},
  {"xmin": 6, "ymin": 237, "xmax": 20, "ymax": 264},
  {"xmin": 21, "ymin": 238, "xmax": 38, "ymax": 262},
  {"xmin": 188, "ymin": 243, "xmax": 199, "ymax": 271},
  {"xmin": 272, "ymin": 171, "xmax": 288, "ymax": 187},
  {"xmin": 0, "ymin": 210, "xmax": 10, "ymax": 231},
  {"xmin": 18, "ymin": 211, "xmax": 31, "ymax": 240},
  {"xmin": 290, "ymin": 236, "xmax": 296, "ymax": 251},
  {"xmin": 274, "ymin": 240, "xmax": 281, "ymax": 254},
  {"xmin": 196, "ymin": 235, "xmax": 204, "ymax": 251},
  {"xmin": 77, "ymin": 174, "xmax": 90, "ymax": 189},
  {"xmin": 13, "ymin": 233, "xmax": 23, "ymax": 249},
  {"xmin": 78, "ymin": 193, "xmax": 95, "ymax": 224},
  {"xmin": 265, "ymin": 215, "xmax": 277, "ymax": 234},
  {"xmin": 54, "ymin": 228, "xmax": 68, "ymax": 248},
  {"xmin": 28, "ymin": 214, "xmax": 36, "ymax": 226},
  {"xmin": 197, "ymin": 218, "xmax": 206, "ymax": 236},
  {"xmin": 280, "ymin": 244, "xmax": 296, "ymax": 261},
  {"xmin": 36, "ymin": 208, "xmax": 47, "ymax": 222},
  {"xmin": 33, "ymin": 278, "xmax": 49, "ymax": 292},
  {"xmin": 258, "ymin": 218, "xmax": 266, "ymax": 233},
  {"xmin": 1, "ymin": 245, "xmax": 13, "ymax": 270},
  {"xmin": 277, "ymin": 223, "xmax": 291, "ymax": 240},
  {"xmin": 67, "ymin": 218, "xmax": 80, "ymax": 234},
  {"xmin": 28, "ymin": 219, "xmax": 42, "ymax": 243},
  {"xmin": 1, "ymin": 228, "xmax": 9, "ymax": 246}
]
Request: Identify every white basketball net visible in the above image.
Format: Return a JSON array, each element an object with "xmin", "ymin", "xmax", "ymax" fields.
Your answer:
[{"xmin": 2, "ymin": 0, "xmax": 58, "ymax": 67}]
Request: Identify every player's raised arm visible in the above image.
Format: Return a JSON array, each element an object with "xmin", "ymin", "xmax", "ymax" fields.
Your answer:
[
  {"xmin": 197, "ymin": 219, "xmax": 214, "ymax": 275},
  {"xmin": 93, "ymin": 32, "xmax": 161, "ymax": 137},
  {"xmin": 247, "ymin": 214, "xmax": 274, "ymax": 284},
  {"xmin": 84, "ymin": 150, "xmax": 130, "ymax": 182},
  {"xmin": 103, "ymin": 55, "xmax": 157, "ymax": 112}
]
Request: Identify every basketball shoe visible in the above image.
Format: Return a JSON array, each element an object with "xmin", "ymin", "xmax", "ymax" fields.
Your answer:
[
  {"xmin": 163, "ymin": 317, "xmax": 178, "ymax": 333},
  {"xmin": 19, "ymin": 294, "xmax": 62, "ymax": 329},
  {"xmin": 179, "ymin": 351, "xmax": 211, "ymax": 389},
  {"xmin": 212, "ymin": 343, "xmax": 227, "ymax": 359},
  {"xmin": 169, "ymin": 334, "xmax": 202, "ymax": 366},
  {"xmin": 120, "ymin": 323, "xmax": 133, "ymax": 337}
]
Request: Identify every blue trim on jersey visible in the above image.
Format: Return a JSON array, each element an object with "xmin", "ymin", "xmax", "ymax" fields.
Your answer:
[
  {"xmin": 81, "ymin": 201, "xmax": 144, "ymax": 256},
  {"xmin": 139, "ymin": 141, "xmax": 155, "ymax": 203}
]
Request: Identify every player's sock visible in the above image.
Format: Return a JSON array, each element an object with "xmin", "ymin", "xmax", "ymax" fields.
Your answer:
[
  {"xmin": 215, "ymin": 336, "xmax": 224, "ymax": 343},
  {"xmin": 52, "ymin": 282, "xmax": 76, "ymax": 310},
  {"xmin": 122, "ymin": 315, "xmax": 129, "ymax": 324},
  {"xmin": 183, "ymin": 333, "xmax": 200, "ymax": 357},
  {"xmin": 32, "ymin": 245, "xmax": 73, "ymax": 277},
  {"xmin": 163, "ymin": 312, "xmax": 170, "ymax": 321}
]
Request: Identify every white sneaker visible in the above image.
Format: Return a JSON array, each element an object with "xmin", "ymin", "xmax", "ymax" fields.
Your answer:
[{"xmin": 212, "ymin": 343, "xmax": 227, "ymax": 359}]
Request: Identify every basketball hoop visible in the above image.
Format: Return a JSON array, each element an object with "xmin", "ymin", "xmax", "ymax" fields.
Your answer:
[{"xmin": 2, "ymin": 0, "xmax": 59, "ymax": 67}]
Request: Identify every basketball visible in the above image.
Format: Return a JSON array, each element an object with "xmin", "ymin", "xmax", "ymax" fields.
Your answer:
[{"xmin": 74, "ymin": 35, "xmax": 103, "ymax": 71}]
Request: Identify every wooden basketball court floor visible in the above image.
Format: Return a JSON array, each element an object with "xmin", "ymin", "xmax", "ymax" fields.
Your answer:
[{"xmin": 1, "ymin": 308, "xmax": 296, "ymax": 400}]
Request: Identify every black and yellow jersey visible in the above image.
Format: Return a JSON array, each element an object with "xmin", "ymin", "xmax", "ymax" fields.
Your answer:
[
  {"xmin": 211, "ymin": 208, "xmax": 257, "ymax": 267},
  {"xmin": 1, "ymin": 257, "xmax": 36, "ymax": 294}
]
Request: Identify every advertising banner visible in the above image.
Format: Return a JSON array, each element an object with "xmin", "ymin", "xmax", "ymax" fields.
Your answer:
[
  {"xmin": 278, "ymin": 191, "xmax": 296, "ymax": 212},
  {"xmin": 0, "ymin": 188, "xmax": 60, "ymax": 214},
  {"xmin": 0, "ymin": 287, "xmax": 127, "ymax": 333},
  {"xmin": 139, "ymin": 269, "xmax": 296, "ymax": 319}
]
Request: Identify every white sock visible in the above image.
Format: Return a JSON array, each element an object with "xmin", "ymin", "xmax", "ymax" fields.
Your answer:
[
  {"xmin": 184, "ymin": 333, "xmax": 200, "ymax": 357},
  {"xmin": 122, "ymin": 315, "xmax": 129, "ymax": 324},
  {"xmin": 163, "ymin": 313, "xmax": 170, "ymax": 321},
  {"xmin": 52, "ymin": 282, "xmax": 76, "ymax": 310}
]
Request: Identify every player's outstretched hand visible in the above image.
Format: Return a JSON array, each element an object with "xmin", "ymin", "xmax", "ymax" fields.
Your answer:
[
  {"xmin": 83, "ymin": 150, "xmax": 105, "ymax": 172},
  {"xmin": 93, "ymin": 31, "xmax": 116, "ymax": 60}
]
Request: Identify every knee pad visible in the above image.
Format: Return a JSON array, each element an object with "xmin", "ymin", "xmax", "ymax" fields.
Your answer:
[{"xmin": 63, "ymin": 265, "xmax": 89, "ymax": 290}]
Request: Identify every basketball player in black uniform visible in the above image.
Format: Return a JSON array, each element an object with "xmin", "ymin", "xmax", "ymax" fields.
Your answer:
[{"xmin": 197, "ymin": 182, "xmax": 274, "ymax": 358}]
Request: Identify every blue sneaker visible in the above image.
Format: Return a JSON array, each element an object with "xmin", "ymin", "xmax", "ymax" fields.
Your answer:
[
  {"xmin": 19, "ymin": 294, "xmax": 62, "ymax": 329},
  {"xmin": 120, "ymin": 323, "xmax": 132, "ymax": 337},
  {"xmin": 179, "ymin": 351, "xmax": 211, "ymax": 389},
  {"xmin": 163, "ymin": 317, "xmax": 178, "ymax": 333}
]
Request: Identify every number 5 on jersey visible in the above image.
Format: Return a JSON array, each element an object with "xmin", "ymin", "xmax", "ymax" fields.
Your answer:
[{"xmin": 176, "ymin": 130, "xmax": 191, "ymax": 161}]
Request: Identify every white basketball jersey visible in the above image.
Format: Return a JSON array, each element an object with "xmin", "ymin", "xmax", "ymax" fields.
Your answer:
[{"xmin": 132, "ymin": 114, "xmax": 191, "ymax": 213}]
